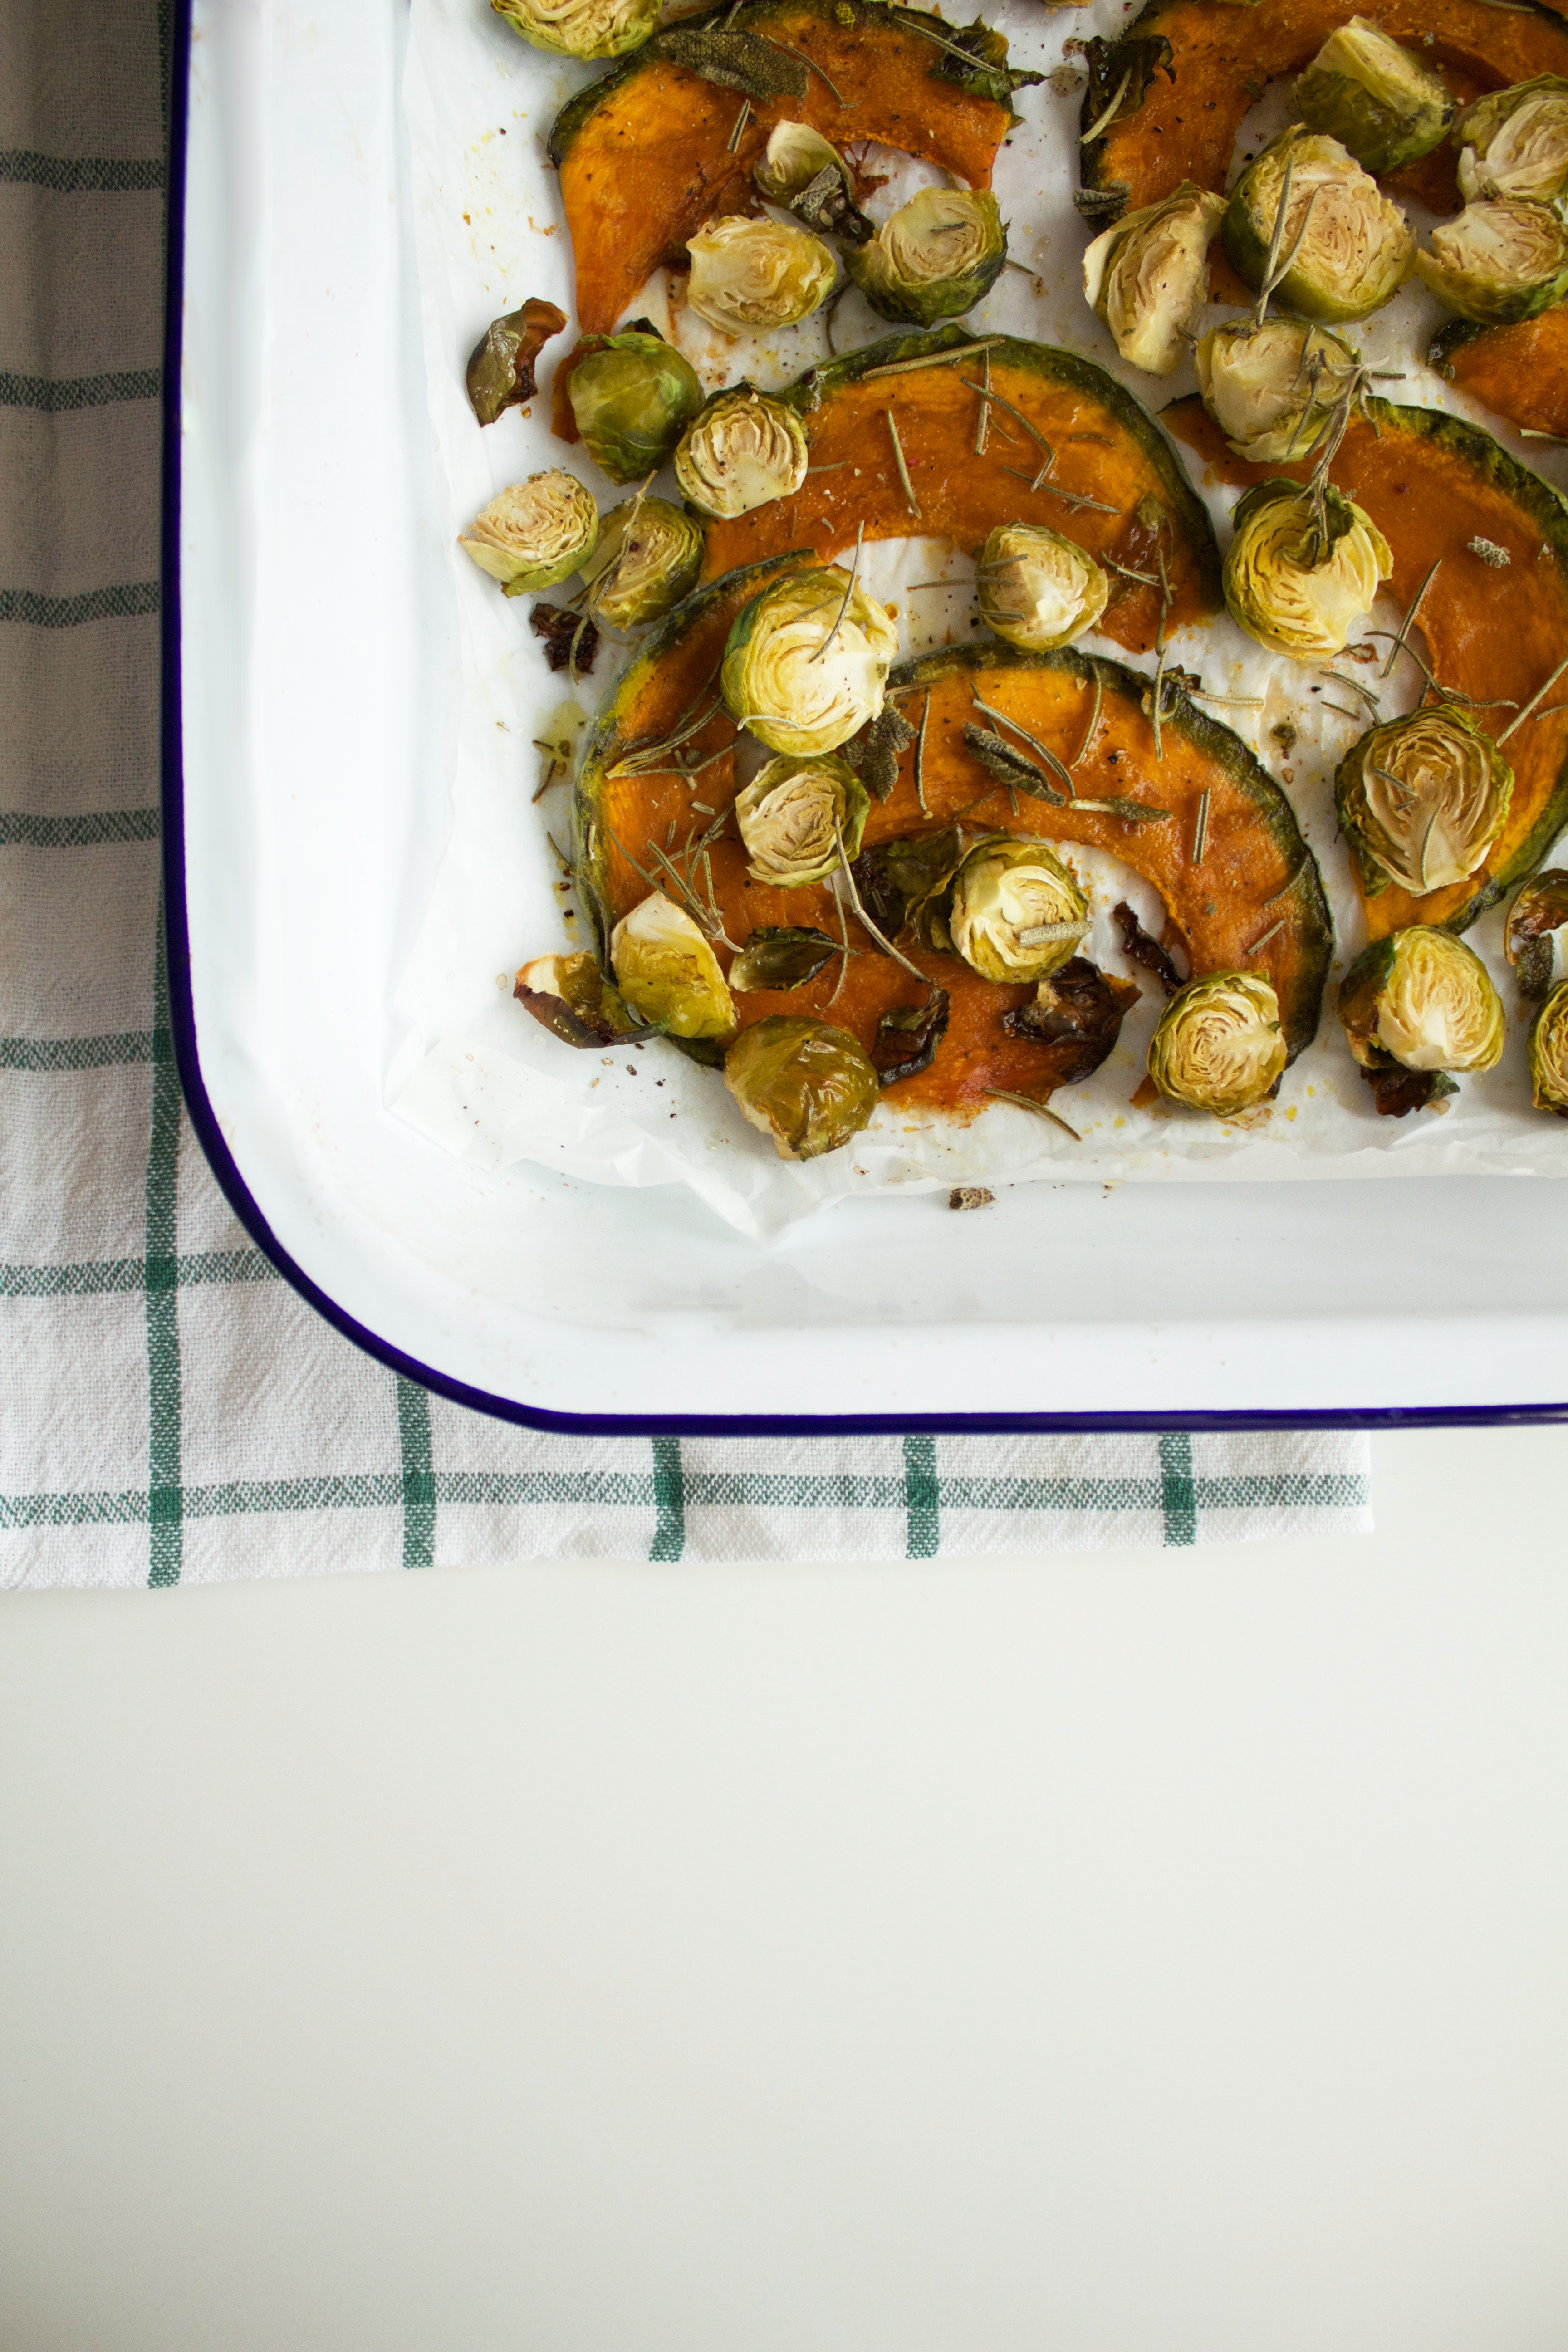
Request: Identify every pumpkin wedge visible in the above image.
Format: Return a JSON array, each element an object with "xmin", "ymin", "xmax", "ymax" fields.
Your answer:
[
  {"xmin": 575, "ymin": 584, "xmax": 1333, "ymax": 1112},
  {"xmin": 1078, "ymin": 0, "xmax": 1568, "ymax": 228},
  {"xmin": 698, "ymin": 328, "xmax": 1223, "ymax": 657},
  {"xmin": 1431, "ymin": 309, "xmax": 1568, "ymax": 441},
  {"xmin": 1167, "ymin": 393, "xmax": 1568, "ymax": 936},
  {"xmin": 549, "ymin": 0, "xmax": 1024, "ymax": 338}
]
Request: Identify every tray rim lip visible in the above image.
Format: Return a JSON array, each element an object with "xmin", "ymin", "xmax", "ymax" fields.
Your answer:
[{"xmin": 158, "ymin": 0, "xmax": 1568, "ymax": 1436}]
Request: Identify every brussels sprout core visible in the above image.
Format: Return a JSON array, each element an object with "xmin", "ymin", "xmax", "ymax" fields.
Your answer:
[
  {"xmin": 1082, "ymin": 182, "xmax": 1225, "ymax": 376},
  {"xmin": 567, "ymin": 333, "xmax": 704, "ymax": 485},
  {"xmin": 947, "ymin": 836, "xmax": 1089, "ymax": 985},
  {"xmin": 685, "ymin": 216, "xmax": 837, "ymax": 333},
  {"xmin": 1147, "ymin": 972, "xmax": 1287, "ymax": 1114},
  {"xmin": 724, "ymin": 1016, "xmax": 881, "ymax": 1159},
  {"xmin": 720, "ymin": 566, "xmax": 899, "ymax": 756},
  {"xmin": 580, "ymin": 497, "xmax": 704, "ymax": 630},
  {"xmin": 1294, "ymin": 18, "xmax": 1455, "ymax": 176},
  {"xmin": 1338, "ymin": 927, "xmax": 1505, "ymax": 1074},
  {"xmin": 843, "ymin": 188, "xmax": 1008, "ymax": 328},
  {"xmin": 1415, "ymin": 199, "xmax": 1568, "ymax": 325},
  {"xmin": 1335, "ymin": 706, "xmax": 1513, "ymax": 897},
  {"xmin": 610, "ymin": 892, "xmax": 737, "ymax": 1039},
  {"xmin": 1223, "ymin": 478, "xmax": 1392, "ymax": 660},
  {"xmin": 1224, "ymin": 132, "xmax": 1413, "ymax": 322},
  {"xmin": 674, "ymin": 389, "xmax": 809, "ymax": 520},
  {"xmin": 976, "ymin": 524, "xmax": 1110, "ymax": 652},
  {"xmin": 458, "ymin": 471, "xmax": 600, "ymax": 595},
  {"xmin": 1528, "ymin": 977, "xmax": 1568, "ymax": 1114},
  {"xmin": 1194, "ymin": 318, "xmax": 1361, "ymax": 462},
  {"xmin": 490, "ymin": 0, "xmax": 658, "ymax": 58},
  {"xmin": 1457, "ymin": 78, "xmax": 1568, "ymax": 205},
  {"xmin": 735, "ymin": 755, "xmax": 870, "ymax": 887}
]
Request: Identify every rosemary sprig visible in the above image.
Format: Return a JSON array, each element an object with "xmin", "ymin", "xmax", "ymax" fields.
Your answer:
[
  {"xmin": 985, "ymin": 1088, "xmax": 1081, "ymax": 1139},
  {"xmin": 915, "ymin": 690, "xmax": 932, "ymax": 818},
  {"xmin": 1379, "ymin": 556, "xmax": 1441, "ymax": 681},
  {"xmin": 975, "ymin": 345, "xmax": 991, "ymax": 456},
  {"xmin": 970, "ymin": 692, "xmax": 1076, "ymax": 796},
  {"xmin": 1323, "ymin": 667, "xmax": 1380, "ymax": 713},
  {"xmin": 1071, "ymin": 671, "xmax": 1103, "ymax": 767},
  {"xmin": 726, "ymin": 95, "xmax": 751, "ymax": 151},
  {"xmin": 810, "ymin": 520, "xmax": 865, "ymax": 665},
  {"xmin": 1101, "ymin": 556, "xmax": 1160, "ymax": 588},
  {"xmin": 834, "ymin": 817, "xmax": 927, "ymax": 981},
  {"xmin": 805, "ymin": 461, "xmax": 848, "ymax": 473},
  {"xmin": 1322, "ymin": 701, "xmax": 1364, "ymax": 723},
  {"xmin": 858, "ymin": 337, "xmax": 1007, "ymax": 384},
  {"xmin": 544, "ymin": 830, "xmax": 573, "ymax": 880},
  {"xmin": 1247, "ymin": 916, "xmax": 1286, "ymax": 959},
  {"xmin": 1498, "ymin": 651, "xmax": 1568, "ymax": 744},
  {"xmin": 885, "ymin": 408, "xmax": 921, "ymax": 519},
  {"xmin": 1191, "ymin": 786, "xmax": 1209, "ymax": 866},
  {"xmin": 959, "ymin": 377, "xmax": 1055, "ymax": 493}
]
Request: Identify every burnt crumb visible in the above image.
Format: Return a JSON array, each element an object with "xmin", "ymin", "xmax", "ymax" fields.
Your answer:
[
  {"xmin": 1271, "ymin": 719, "xmax": 1298, "ymax": 753},
  {"xmin": 1112, "ymin": 902, "xmax": 1183, "ymax": 995},
  {"xmin": 530, "ymin": 603, "xmax": 599, "ymax": 674},
  {"xmin": 948, "ymin": 1186, "xmax": 995, "ymax": 1211}
]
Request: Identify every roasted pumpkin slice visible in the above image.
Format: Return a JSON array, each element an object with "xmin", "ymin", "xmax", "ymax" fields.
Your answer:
[
  {"xmin": 549, "ymin": 0, "xmax": 1023, "ymax": 338},
  {"xmin": 1431, "ymin": 309, "xmax": 1568, "ymax": 442},
  {"xmin": 1078, "ymin": 0, "xmax": 1568, "ymax": 228},
  {"xmin": 575, "ymin": 590, "xmax": 1333, "ymax": 1113},
  {"xmin": 697, "ymin": 328, "xmax": 1223, "ymax": 657},
  {"xmin": 1166, "ymin": 392, "xmax": 1568, "ymax": 936}
]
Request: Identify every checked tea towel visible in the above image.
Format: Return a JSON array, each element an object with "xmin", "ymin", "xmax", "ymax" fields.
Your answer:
[{"xmin": 0, "ymin": 0, "xmax": 1372, "ymax": 1588}]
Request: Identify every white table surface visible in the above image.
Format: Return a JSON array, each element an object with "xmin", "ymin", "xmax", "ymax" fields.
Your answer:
[{"xmin": 2, "ymin": 1424, "xmax": 1566, "ymax": 2351}]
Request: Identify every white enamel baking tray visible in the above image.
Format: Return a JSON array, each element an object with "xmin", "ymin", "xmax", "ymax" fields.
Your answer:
[{"xmin": 166, "ymin": 0, "xmax": 1568, "ymax": 1428}]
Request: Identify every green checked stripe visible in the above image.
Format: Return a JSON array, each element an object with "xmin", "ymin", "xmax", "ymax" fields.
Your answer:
[
  {"xmin": 0, "ymin": 152, "xmax": 165, "ymax": 192},
  {"xmin": 0, "ymin": 1250, "xmax": 277, "ymax": 1298},
  {"xmin": 145, "ymin": 898, "xmax": 183, "ymax": 1588},
  {"xmin": 0, "ymin": 1032, "xmax": 156, "ymax": 1069},
  {"xmin": 0, "ymin": 582, "xmax": 160, "ymax": 627},
  {"xmin": 396, "ymin": 1379, "xmax": 436, "ymax": 1568},
  {"xmin": 1160, "ymin": 1433, "xmax": 1197, "ymax": 1547},
  {"xmin": 0, "ymin": 370, "xmax": 161, "ymax": 412},
  {"xmin": 0, "ymin": 809, "xmax": 159, "ymax": 846}
]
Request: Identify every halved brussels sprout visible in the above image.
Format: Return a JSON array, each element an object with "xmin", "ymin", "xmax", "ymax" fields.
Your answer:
[
  {"xmin": 1528, "ymin": 976, "xmax": 1568, "ymax": 1113},
  {"xmin": 1506, "ymin": 868, "xmax": 1568, "ymax": 1000},
  {"xmin": 1457, "ymin": 77, "xmax": 1568, "ymax": 206},
  {"xmin": 674, "ymin": 388, "xmax": 809, "ymax": 520},
  {"xmin": 1194, "ymin": 318, "xmax": 1361, "ymax": 463},
  {"xmin": 843, "ymin": 188, "xmax": 1007, "ymax": 328},
  {"xmin": 567, "ymin": 332, "xmax": 705, "ymax": 485},
  {"xmin": 490, "ymin": 0, "xmax": 657, "ymax": 59},
  {"xmin": 1294, "ymin": 19, "xmax": 1455, "ymax": 176},
  {"xmin": 734, "ymin": 754, "xmax": 870, "ymax": 886},
  {"xmin": 1335, "ymin": 706, "xmax": 1513, "ymax": 898},
  {"xmin": 1224, "ymin": 131, "xmax": 1413, "ymax": 323},
  {"xmin": 1338, "ymin": 926, "xmax": 1505, "ymax": 1075},
  {"xmin": 1223, "ymin": 478, "xmax": 1392, "ymax": 660},
  {"xmin": 946, "ymin": 835, "xmax": 1089, "ymax": 985},
  {"xmin": 753, "ymin": 121, "xmax": 871, "ymax": 240},
  {"xmin": 580, "ymin": 497, "xmax": 704, "ymax": 630},
  {"xmin": 720, "ymin": 566, "xmax": 898, "ymax": 756},
  {"xmin": 976, "ymin": 523, "xmax": 1110, "ymax": 652},
  {"xmin": 514, "ymin": 950, "xmax": 639, "ymax": 1048},
  {"xmin": 727, "ymin": 927, "xmax": 840, "ymax": 993},
  {"xmin": 1415, "ymin": 199, "xmax": 1568, "ymax": 325},
  {"xmin": 458, "ymin": 470, "xmax": 600, "ymax": 595},
  {"xmin": 1147, "ymin": 971, "xmax": 1287, "ymax": 1114},
  {"xmin": 723, "ymin": 1015, "xmax": 881, "ymax": 1159},
  {"xmin": 1082, "ymin": 182, "xmax": 1226, "ymax": 377},
  {"xmin": 609, "ymin": 891, "xmax": 736, "ymax": 1039},
  {"xmin": 684, "ymin": 216, "xmax": 837, "ymax": 334}
]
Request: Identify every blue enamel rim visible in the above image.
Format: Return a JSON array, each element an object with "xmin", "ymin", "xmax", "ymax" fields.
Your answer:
[{"xmin": 158, "ymin": 0, "xmax": 1568, "ymax": 1435}]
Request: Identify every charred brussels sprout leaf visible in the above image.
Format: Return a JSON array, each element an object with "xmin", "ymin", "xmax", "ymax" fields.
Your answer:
[
  {"xmin": 1335, "ymin": 705, "xmax": 1512, "ymax": 898},
  {"xmin": 1338, "ymin": 927, "xmax": 1505, "ymax": 1083},
  {"xmin": 686, "ymin": 216, "xmax": 837, "ymax": 334},
  {"xmin": 977, "ymin": 523, "xmax": 1109, "ymax": 652},
  {"xmin": 1528, "ymin": 976, "xmax": 1568, "ymax": 1114},
  {"xmin": 735, "ymin": 753, "xmax": 870, "ymax": 886},
  {"xmin": 1294, "ymin": 19, "xmax": 1455, "ymax": 176},
  {"xmin": 1457, "ymin": 78, "xmax": 1568, "ymax": 206},
  {"xmin": 1224, "ymin": 131, "xmax": 1413, "ymax": 323},
  {"xmin": 1113, "ymin": 900, "xmax": 1183, "ymax": 995},
  {"xmin": 872, "ymin": 988, "xmax": 951, "ymax": 1084},
  {"xmin": 724, "ymin": 1016, "xmax": 881, "ymax": 1159},
  {"xmin": 458, "ymin": 470, "xmax": 600, "ymax": 595},
  {"xmin": 1362, "ymin": 1064, "xmax": 1460, "ymax": 1117},
  {"xmin": 1002, "ymin": 956, "xmax": 1140, "ymax": 1087},
  {"xmin": 1416, "ymin": 200, "xmax": 1568, "ymax": 326},
  {"xmin": 721, "ymin": 566, "xmax": 898, "ymax": 756},
  {"xmin": 843, "ymin": 188, "xmax": 1008, "ymax": 329},
  {"xmin": 466, "ymin": 298, "xmax": 567, "ymax": 426},
  {"xmin": 728, "ymin": 926, "xmax": 840, "ymax": 993},
  {"xmin": 1147, "ymin": 971, "xmax": 1287, "ymax": 1114},
  {"xmin": 610, "ymin": 891, "xmax": 737, "ymax": 1039},
  {"xmin": 1506, "ymin": 867, "xmax": 1568, "ymax": 1001},
  {"xmin": 674, "ymin": 388, "xmax": 809, "ymax": 521},
  {"xmin": 529, "ymin": 602, "xmax": 600, "ymax": 674},
  {"xmin": 581, "ymin": 497, "xmax": 704, "ymax": 630},
  {"xmin": 1194, "ymin": 318, "xmax": 1361, "ymax": 464},
  {"xmin": 848, "ymin": 826, "xmax": 963, "ymax": 938},
  {"xmin": 567, "ymin": 333, "xmax": 705, "ymax": 484},
  {"xmin": 945, "ymin": 835, "xmax": 1090, "ymax": 984},
  {"xmin": 1082, "ymin": 183, "xmax": 1225, "ymax": 377},
  {"xmin": 514, "ymin": 951, "xmax": 638, "ymax": 1047},
  {"xmin": 490, "ymin": 0, "xmax": 658, "ymax": 59},
  {"xmin": 1224, "ymin": 477, "xmax": 1392, "ymax": 660}
]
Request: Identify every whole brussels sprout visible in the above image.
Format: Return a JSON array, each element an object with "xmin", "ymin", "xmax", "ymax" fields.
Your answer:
[
  {"xmin": 1457, "ymin": 77, "xmax": 1568, "ymax": 205},
  {"xmin": 720, "ymin": 565, "xmax": 898, "ymax": 757},
  {"xmin": 685, "ymin": 216, "xmax": 838, "ymax": 334},
  {"xmin": 490, "ymin": 0, "xmax": 657, "ymax": 59},
  {"xmin": 1147, "ymin": 971, "xmax": 1288, "ymax": 1114},
  {"xmin": 1082, "ymin": 182, "xmax": 1226, "ymax": 376},
  {"xmin": 1335, "ymin": 706, "xmax": 1513, "ymax": 898},
  {"xmin": 1224, "ymin": 477, "xmax": 1392, "ymax": 660},
  {"xmin": 734, "ymin": 754, "xmax": 870, "ymax": 887},
  {"xmin": 609, "ymin": 891, "xmax": 737, "ymax": 1039},
  {"xmin": 724, "ymin": 1015, "xmax": 881, "ymax": 1159},
  {"xmin": 1338, "ymin": 927, "xmax": 1505, "ymax": 1075},
  {"xmin": 1224, "ymin": 130, "xmax": 1413, "ymax": 323},
  {"xmin": 976, "ymin": 523, "xmax": 1110, "ymax": 652},
  {"xmin": 674, "ymin": 388, "xmax": 809, "ymax": 520},
  {"xmin": 946, "ymin": 835, "xmax": 1089, "ymax": 985},
  {"xmin": 458, "ymin": 470, "xmax": 599, "ymax": 595},
  {"xmin": 1194, "ymin": 318, "xmax": 1361, "ymax": 462},
  {"xmin": 1415, "ymin": 199, "xmax": 1568, "ymax": 325},
  {"xmin": 514, "ymin": 950, "xmax": 639, "ymax": 1048},
  {"xmin": 580, "ymin": 497, "xmax": 704, "ymax": 630},
  {"xmin": 843, "ymin": 188, "xmax": 1008, "ymax": 328},
  {"xmin": 1294, "ymin": 18, "xmax": 1455, "ymax": 175},
  {"xmin": 1528, "ymin": 976, "xmax": 1568, "ymax": 1114},
  {"xmin": 567, "ymin": 332, "xmax": 704, "ymax": 485}
]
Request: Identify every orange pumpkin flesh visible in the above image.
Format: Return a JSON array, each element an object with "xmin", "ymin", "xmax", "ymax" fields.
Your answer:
[
  {"xmin": 1432, "ymin": 309, "xmax": 1568, "ymax": 441},
  {"xmin": 1166, "ymin": 394, "xmax": 1568, "ymax": 936}
]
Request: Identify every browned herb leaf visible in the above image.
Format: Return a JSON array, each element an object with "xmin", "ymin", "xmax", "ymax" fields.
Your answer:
[
  {"xmin": 1113, "ymin": 900, "xmax": 1183, "ymax": 995},
  {"xmin": 1360, "ymin": 1064, "xmax": 1460, "ymax": 1118},
  {"xmin": 728, "ymin": 926, "xmax": 839, "ymax": 992},
  {"xmin": 466, "ymin": 298, "xmax": 567, "ymax": 426},
  {"xmin": 1002, "ymin": 955, "xmax": 1139, "ymax": 1086},
  {"xmin": 530, "ymin": 603, "xmax": 600, "ymax": 675},
  {"xmin": 873, "ymin": 987, "xmax": 950, "ymax": 1084},
  {"xmin": 648, "ymin": 27, "xmax": 807, "ymax": 101},
  {"xmin": 846, "ymin": 701, "xmax": 916, "ymax": 803}
]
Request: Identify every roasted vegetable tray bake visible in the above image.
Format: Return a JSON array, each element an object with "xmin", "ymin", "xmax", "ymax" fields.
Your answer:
[{"xmin": 166, "ymin": 0, "xmax": 1568, "ymax": 1425}]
